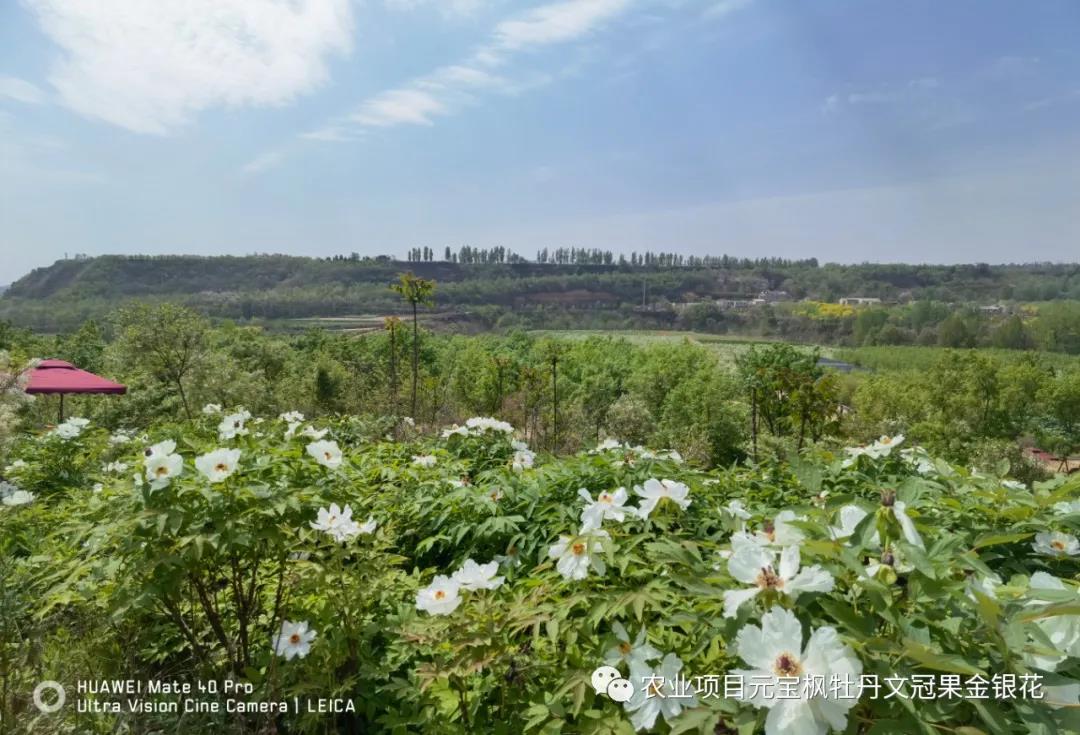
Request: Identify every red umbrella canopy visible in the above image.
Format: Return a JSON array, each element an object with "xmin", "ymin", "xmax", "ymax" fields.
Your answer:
[{"xmin": 24, "ymin": 360, "xmax": 127, "ymax": 395}]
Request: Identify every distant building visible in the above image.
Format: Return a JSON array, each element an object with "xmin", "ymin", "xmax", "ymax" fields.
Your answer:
[
  {"xmin": 979, "ymin": 304, "xmax": 1007, "ymax": 315},
  {"xmin": 839, "ymin": 297, "xmax": 882, "ymax": 306},
  {"xmin": 757, "ymin": 290, "xmax": 791, "ymax": 303},
  {"xmin": 1024, "ymin": 447, "xmax": 1080, "ymax": 474}
]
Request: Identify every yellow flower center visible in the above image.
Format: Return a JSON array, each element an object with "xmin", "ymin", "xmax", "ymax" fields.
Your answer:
[
  {"xmin": 1052, "ymin": 540, "xmax": 1066, "ymax": 551},
  {"xmin": 215, "ymin": 463, "xmax": 228, "ymax": 473},
  {"xmin": 755, "ymin": 567, "xmax": 784, "ymax": 590},
  {"xmin": 571, "ymin": 542, "xmax": 586, "ymax": 556},
  {"xmin": 324, "ymin": 452, "xmax": 333, "ymax": 461},
  {"xmin": 619, "ymin": 641, "xmax": 632, "ymax": 655},
  {"xmin": 599, "ymin": 493, "xmax": 613, "ymax": 504},
  {"xmin": 773, "ymin": 653, "xmax": 802, "ymax": 677},
  {"xmin": 289, "ymin": 633, "xmax": 301, "ymax": 645},
  {"xmin": 434, "ymin": 590, "xmax": 446, "ymax": 600},
  {"xmin": 155, "ymin": 466, "xmax": 169, "ymax": 477}
]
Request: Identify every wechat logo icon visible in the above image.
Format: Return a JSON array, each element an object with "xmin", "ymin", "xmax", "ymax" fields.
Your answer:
[{"xmin": 591, "ymin": 665, "xmax": 635, "ymax": 703}]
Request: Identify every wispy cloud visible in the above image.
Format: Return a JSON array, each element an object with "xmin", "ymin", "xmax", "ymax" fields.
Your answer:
[
  {"xmin": 0, "ymin": 76, "xmax": 45, "ymax": 104},
  {"xmin": 384, "ymin": 0, "xmax": 490, "ymax": 18},
  {"xmin": 240, "ymin": 149, "xmax": 287, "ymax": 176},
  {"xmin": 824, "ymin": 77, "xmax": 943, "ymax": 112},
  {"xmin": 309, "ymin": 0, "xmax": 631, "ymax": 140},
  {"xmin": 23, "ymin": 0, "xmax": 355, "ymax": 135},
  {"xmin": 703, "ymin": 0, "xmax": 754, "ymax": 20},
  {"xmin": 493, "ymin": 0, "xmax": 629, "ymax": 49},
  {"xmin": 1024, "ymin": 88, "xmax": 1080, "ymax": 112}
]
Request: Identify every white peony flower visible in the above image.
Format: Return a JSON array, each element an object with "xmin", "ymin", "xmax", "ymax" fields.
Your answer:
[
  {"xmin": 900, "ymin": 447, "xmax": 936, "ymax": 475},
  {"xmin": 307, "ymin": 440, "xmax": 343, "ymax": 469},
  {"xmin": 217, "ymin": 411, "xmax": 251, "ymax": 440},
  {"xmin": 465, "ymin": 416, "xmax": 514, "ymax": 434},
  {"xmin": 1025, "ymin": 572, "xmax": 1080, "ymax": 671},
  {"xmin": 867, "ymin": 433, "xmax": 904, "ymax": 457},
  {"xmin": 753, "ymin": 510, "xmax": 807, "ymax": 547},
  {"xmin": 1002, "ymin": 479, "xmax": 1026, "ymax": 491},
  {"xmin": 279, "ymin": 411, "xmax": 305, "ymax": 423},
  {"xmin": 623, "ymin": 652, "xmax": 698, "ymax": 731},
  {"xmin": 310, "ymin": 503, "xmax": 361, "ymax": 543},
  {"xmin": 1053, "ymin": 500, "xmax": 1080, "ymax": 515},
  {"xmin": 840, "ymin": 445, "xmax": 871, "ymax": 468},
  {"xmin": 108, "ymin": 431, "xmax": 132, "ymax": 445},
  {"xmin": 723, "ymin": 538, "xmax": 835, "ymax": 618},
  {"xmin": 604, "ymin": 622, "xmax": 662, "ymax": 668},
  {"xmin": 145, "ymin": 439, "xmax": 177, "ymax": 459},
  {"xmin": 1, "ymin": 489, "xmax": 35, "ymax": 507},
  {"xmin": 579, "ymin": 487, "xmax": 631, "ymax": 531},
  {"xmin": 412, "ymin": 454, "xmax": 437, "ymax": 468},
  {"xmin": 416, "ymin": 575, "xmax": 462, "ymax": 615},
  {"xmin": 92, "ymin": 483, "xmax": 104, "ymax": 493},
  {"xmin": 829, "ymin": 505, "xmax": 880, "ymax": 547},
  {"xmin": 965, "ymin": 572, "xmax": 1002, "ymax": 602},
  {"xmin": 52, "ymin": 417, "xmax": 90, "ymax": 440},
  {"xmin": 402, "ymin": 416, "xmax": 415, "ymax": 427},
  {"xmin": 843, "ymin": 434, "xmax": 904, "ymax": 466},
  {"xmin": 548, "ymin": 529, "xmax": 610, "ymax": 580},
  {"xmin": 592, "ymin": 438, "xmax": 624, "ymax": 453},
  {"xmin": 452, "ymin": 559, "xmax": 505, "ymax": 591},
  {"xmin": 441, "ymin": 424, "xmax": 470, "ymax": 439},
  {"xmin": 724, "ymin": 499, "xmax": 752, "ymax": 521},
  {"xmin": 273, "ymin": 620, "xmax": 316, "ymax": 660},
  {"xmin": 512, "ymin": 448, "xmax": 536, "ymax": 472},
  {"xmin": 1033, "ymin": 531, "xmax": 1080, "ymax": 558},
  {"xmin": 194, "ymin": 448, "xmax": 242, "ymax": 483},
  {"xmin": 890, "ymin": 501, "xmax": 924, "ymax": 549},
  {"xmin": 103, "ymin": 461, "xmax": 129, "ymax": 474},
  {"xmin": 301, "ymin": 426, "xmax": 328, "ymax": 440},
  {"xmin": 202, "ymin": 403, "xmax": 222, "ymax": 415},
  {"xmin": 144, "ymin": 444, "xmax": 183, "ymax": 490},
  {"xmin": 358, "ymin": 516, "xmax": 377, "ymax": 534},
  {"xmin": 732, "ymin": 607, "xmax": 862, "ymax": 735},
  {"xmin": 634, "ymin": 478, "xmax": 691, "ymax": 519}
]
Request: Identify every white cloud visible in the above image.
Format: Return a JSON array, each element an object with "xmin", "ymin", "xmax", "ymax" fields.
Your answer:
[
  {"xmin": 384, "ymin": 0, "xmax": 489, "ymax": 17},
  {"xmin": 318, "ymin": 0, "xmax": 631, "ymax": 137},
  {"xmin": 0, "ymin": 76, "xmax": 45, "ymax": 104},
  {"xmin": 494, "ymin": 0, "xmax": 630, "ymax": 49},
  {"xmin": 352, "ymin": 89, "xmax": 448, "ymax": 127},
  {"xmin": 24, "ymin": 0, "xmax": 355, "ymax": 135},
  {"xmin": 827, "ymin": 78, "xmax": 943, "ymax": 111}
]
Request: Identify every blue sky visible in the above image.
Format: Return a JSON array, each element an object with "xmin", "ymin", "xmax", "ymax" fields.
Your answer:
[{"xmin": 2, "ymin": 0, "xmax": 1079, "ymax": 284}]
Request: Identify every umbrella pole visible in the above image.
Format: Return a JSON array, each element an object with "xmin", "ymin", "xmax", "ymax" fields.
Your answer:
[{"xmin": 59, "ymin": 394, "xmax": 64, "ymax": 423}]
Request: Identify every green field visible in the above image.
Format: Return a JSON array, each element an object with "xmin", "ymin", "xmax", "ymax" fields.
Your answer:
[
  {"xmin": 838, "ymin": 344, "xmax": 1080, "ymax": 372},
  {"xmin": 529, "ymin": 329, "xmax": 834, "ymax": 367}
]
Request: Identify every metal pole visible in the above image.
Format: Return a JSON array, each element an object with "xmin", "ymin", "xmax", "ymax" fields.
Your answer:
[{"xmin": 59, "ymin": 394, "xmax": 65, "ymax": 423}]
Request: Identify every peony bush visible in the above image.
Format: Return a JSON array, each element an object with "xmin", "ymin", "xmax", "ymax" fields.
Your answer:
[{"xmin": 1, "ymin": 412, "xmax": 1079, "ymax": 734}]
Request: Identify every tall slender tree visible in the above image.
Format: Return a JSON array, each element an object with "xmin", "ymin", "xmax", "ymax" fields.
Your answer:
[{"xmin": 391, "ymin": 273, "xmax": 436, "ymax": 417}]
